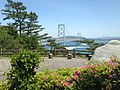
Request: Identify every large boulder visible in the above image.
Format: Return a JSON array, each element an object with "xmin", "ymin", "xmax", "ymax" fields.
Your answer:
[{"xmin": 91, "ymin": 40, "xmax": 120, "ymax": 61}]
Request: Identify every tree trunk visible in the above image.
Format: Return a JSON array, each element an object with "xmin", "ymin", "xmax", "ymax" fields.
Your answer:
[{"xmin": 0, "ymin": 48, "xmax": 3, "ymax": 55}]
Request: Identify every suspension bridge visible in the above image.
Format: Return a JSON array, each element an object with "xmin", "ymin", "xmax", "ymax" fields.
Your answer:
[{"xmin": 41, "ymin": 24, "xmax": 85, "ymax": 45}]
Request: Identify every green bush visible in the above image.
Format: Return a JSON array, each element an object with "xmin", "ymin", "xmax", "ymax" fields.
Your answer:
[
  {"xmin": 36, "ymin": 71, "xmax": 65, "ymax": 90},
  {"xmin": 0, "ymin": 56, "xmax": 120, "ymax": 90},
  {"xmin": 0, "ymin": 81, "xmax": 7, "ymax": 90},
  {"xmin": 7, "ymin": 50, "xmax": 43, "ymax": 90},
  {"xmin": 64, "ymin": 59, "xmax": 120, "ymax": 90},
  {"xmin": 35, "ymin": 68, "xmax": 74, "ymax": 90}
]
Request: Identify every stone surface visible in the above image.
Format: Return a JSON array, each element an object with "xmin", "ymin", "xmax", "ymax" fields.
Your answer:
[
  {"xmin": 0, "ymin": 57, "xmax": 88, "ymax": 80},
  {"xmin": 91, "ymin": 40, "xmax": 120, "ymax": 61}
]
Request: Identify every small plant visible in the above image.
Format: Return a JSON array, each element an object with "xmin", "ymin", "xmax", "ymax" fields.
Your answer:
[{"xmin": 7, "ymin": 50, "xmax": 43, "ymax": 90}]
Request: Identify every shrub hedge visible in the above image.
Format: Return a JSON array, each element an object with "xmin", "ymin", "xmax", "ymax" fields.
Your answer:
[
  {"xmin": 0, "ymin": 51, "xmax": 120, "ymax": 90},
  {"xmin": 65, "ymin": 59, "xmax": 120, "ymax": 90}
]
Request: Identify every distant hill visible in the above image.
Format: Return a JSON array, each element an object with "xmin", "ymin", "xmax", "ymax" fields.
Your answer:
[
  {"xmin": 89, "ymin": 36, "xmax": 120, "ymax": 40},
  {"xmin": 88, "ymin": 36, "xmax": 120, "ymax": 44},
  {"xmin": 57, "ymin": 36, "xmax": 87, "ymax": 40},
  {"xmin": 57, "ymin": 36, "xmax": 120, "ymax": 41}
]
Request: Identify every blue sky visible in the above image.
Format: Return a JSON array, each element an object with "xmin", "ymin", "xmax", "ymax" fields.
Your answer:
[{"xmin": 0, "ymin": 0, "xmax": 120, "ymax": 38}]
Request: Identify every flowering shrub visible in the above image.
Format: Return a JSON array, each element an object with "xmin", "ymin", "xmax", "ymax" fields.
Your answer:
[
  {"xmin": 0, "ymin": 58, "xmax": 120, "ymax": 90},
  {"xmin": 64, "ymin": 59, "xmax": 120, "ymax": 90},
  {"xmin": 35, "ymin": 68, "xmax": 74, "ymax": 90}
]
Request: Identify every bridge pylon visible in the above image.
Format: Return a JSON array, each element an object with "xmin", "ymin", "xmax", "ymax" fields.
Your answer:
[{"xmin": 58, "ymin": 24, "xmax": 65, "ymax": 45}]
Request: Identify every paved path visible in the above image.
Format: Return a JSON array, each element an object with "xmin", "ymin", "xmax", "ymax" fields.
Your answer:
[
  {"xmin": 0, "ymin": 57, "xmax": 11, "ymax": 80},
  {"xmin": 39, "ymin": 57, "xmax": 88, "ymax": 70},
  {"xmin": 0, "ymin": 57, "xmax": 88, "ymax": 80}
]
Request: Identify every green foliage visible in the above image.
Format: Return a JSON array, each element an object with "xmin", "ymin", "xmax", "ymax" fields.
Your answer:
[
  {"xmin": 65, "ymin": 59, "xmax": 120, "ymax": 90},
  {"xmin": 35, "ymin": 68, "xmax": 74, "ymax": 90},
  {"xmin": 35, "ymin": 61, "xmax": 120, "ymax": 90},
  {"xmin": 80, "ymin": 39, "xmax": 94, "ymax": 47},
  {"xmin": 2, "ymin": 0, "xmax": 27, "ymax": 35},
  {"xmin": 2, "ymin": 0, "xmax": 47, "ymax": 37},
  {"xmin": 7, "ymin": 50, "xmax": 43, "ymax": 90},
  {"xmin": 1, "ymin": 58, "xmax": 120, "ymax": 90},
  {"xmin": 18, "ymin": 34, "xmax": 40, "ymax": 50},
  {"xmin": 1, "ymin": 0, "xmax": 50, "ymax": 52},
  {"xmin": 47, "ymin": 39, "xmax": 58, "ymax": 51},
  {"xmin": 0, "ymin": 81, "xmax": 8, "ymax": 90},
  {"xmin": 0, "ymin": 26, "xmax": 19, "ymax": 55},
  {"xmin": 80, "ymin": 39, "xmax": 104, "ymax": 51},
  {"xmin": 0, "ymin": 26, "xmax": 13, "ymax": 48},
  {"xmin": 90, "ymin": 42, "xmax": 104, "ymax": 51},
  {"xmin": 47, "ymin": 38, "xmax": 66, "ymax": 56},
  {"xmin": 36, "ymin": 71, "xmax": 65, "ymax": 90}
]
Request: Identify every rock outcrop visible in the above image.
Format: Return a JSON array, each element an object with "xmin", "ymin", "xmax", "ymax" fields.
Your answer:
[{"xmin": 91, "ymin": 40, "xmax": 120, "ymax": 61}]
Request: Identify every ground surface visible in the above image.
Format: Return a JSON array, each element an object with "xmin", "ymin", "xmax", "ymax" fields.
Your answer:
[
  {"xmin": 38, "ymin": 57, "xmax": 88, "ymax": 70},
  {"xmin": 0, "ymin": 56, "xmax": 88, "ymax": 80}
]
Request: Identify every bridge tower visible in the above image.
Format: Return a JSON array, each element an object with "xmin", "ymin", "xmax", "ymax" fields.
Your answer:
[
  {"xmin": 77, "ymin": 33, "xmax": 81, "ymax": 37},
  {"xmin": 58, "ymin": 24, "xmax": 65, "ymax": 45}
]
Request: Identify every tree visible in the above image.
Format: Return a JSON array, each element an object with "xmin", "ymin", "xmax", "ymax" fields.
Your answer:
[
  {"xmin": 25, "ymin": 12, "xmax": 42, "ymax": 36},
  {"xmin": 80, "ymin": 39, "xmax": 104, "ymax": 51},
  {"xmin": 2, "ymin": 0, "xmax": 27, "ymax": 36},
  {"xmin": 47, "ymin": 39, "xmax": 58, "ymax": 52},
  {"xmin": 80, "ymin": 39, "xmax": 94, "ymax": 47},
  {"xmin": 0, "ymin": 26, "xmax": 14, "ymax": 54},
  {"xmin": 2, "ymin": 0, "xmax": 49, "ymax": 50},
  {"xmin": 2, "ymin": 0, "xmax": 48, "ymax": 37},
  {"xmin": 0, "ymin": 25, "xmax": 22, "ymax": 55},
  {"xmin": 90, "ymin": 42, "xmax": 104, "ymax": 51}
]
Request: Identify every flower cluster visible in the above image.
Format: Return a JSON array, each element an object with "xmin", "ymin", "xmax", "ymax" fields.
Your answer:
[{"xmin": 64, "ymin": 59, "xmax": 120, "ymax": 90}]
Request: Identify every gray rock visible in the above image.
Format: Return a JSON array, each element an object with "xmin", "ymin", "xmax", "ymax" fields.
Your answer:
[{"xmin": 91, "ymin": 40, "xmax": 120, "ymax": 61}]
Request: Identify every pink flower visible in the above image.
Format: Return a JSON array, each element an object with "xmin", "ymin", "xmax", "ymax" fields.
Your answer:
[
  {"xmin": 66, "ymin": 78, "xmax": 72, "ymax": 82},
  {"xmin": 92, "ymin": 69, "xmax": 97, "ymax": 73},
  {"xmin": 80, "ymin": 77, "xmax": 83, "ymax": 81},
  {"xmin": 72, "ymin": 74, "xmax": 78, "ymax": 80},
  {"xmin": 95, "ymin": 75, "xmax": 100, "ymax": 78},
  {"xmin": 109, "ymin": 75, "xmax": 113, "ymax": 78},
  {"xmin": 108, "ymin": 60, "xmax": 116, "ymax": 66},
  {"xmin": 63, "ymin": 82, "xmax": 72, "ymax": 87},
  {"xmin": 74, "ymin": 70, "xmax": 80, "ymax": 76},
  {"xmin": 82, "ymin": 65, "xmax": 88, "ymax": 69}
]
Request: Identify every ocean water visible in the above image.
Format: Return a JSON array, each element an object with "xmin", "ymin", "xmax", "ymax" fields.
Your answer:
[
  {"xmin": 44, "ymin": 39, "xmax": 111, "ymax": 55},
  {"xmin": 94, "ymin": 39, "xmax": 111, "ymax": 44},
  {"xmin": 59, "ymin": 41, "xmax": 80, "ymax": 46},
  {"xmin": 59, "ymin": 39, "xmax": 110, "ymax": 46}
]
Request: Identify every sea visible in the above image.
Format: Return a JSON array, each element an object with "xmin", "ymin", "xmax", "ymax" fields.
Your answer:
[
  {"xmin": 94, "ymin": 39, "xmax": 110, "ymax": 44},
  {"xmin": 59, "ymin": 39, "xmax": 111, "ymax": 46},
  {"xmin": 44, "ymin": 39, "xmax": 118, "ymax": 54}
]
